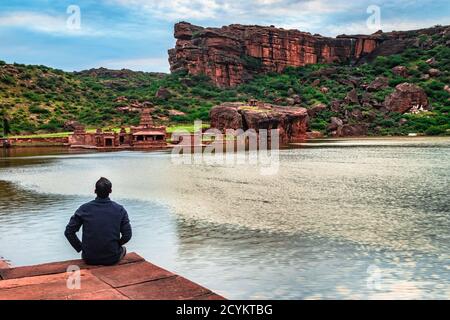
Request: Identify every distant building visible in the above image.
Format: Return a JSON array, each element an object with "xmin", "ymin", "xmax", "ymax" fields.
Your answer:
[{"xmin": 69, "ymin": 109, "xmax": 167, "ymax": 149}]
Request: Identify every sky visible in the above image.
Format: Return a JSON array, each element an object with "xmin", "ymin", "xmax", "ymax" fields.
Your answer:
[{"xmin": 0, "ymin": 0, "xmax": 449, "ymax": 73}]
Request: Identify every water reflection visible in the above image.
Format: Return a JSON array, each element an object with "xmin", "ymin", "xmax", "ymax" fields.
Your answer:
[{"xmin": 0, "ymin": 139, "xmax": 449, "ymax": 299}]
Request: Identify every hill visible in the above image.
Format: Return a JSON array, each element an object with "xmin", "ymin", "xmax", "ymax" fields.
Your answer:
[{"xmin": 0, "ymin": 24, "xmax": 449, "ymax": 137}]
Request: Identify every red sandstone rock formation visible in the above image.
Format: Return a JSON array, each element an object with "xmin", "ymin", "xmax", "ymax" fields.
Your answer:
[
  {"xmin": 384, "ymin": 83, "xmax": 429, "ymax": 114},
  {"xmin": 169, "ymin": 22, "xmax": 382, "ymax": 87},
  {"xmin": 169, "ymin": 22, "xmax": 449, "ymax": 87},
  {"xmin": 209, "ymin": 101, "xmax": 308, "ymax": 143}
]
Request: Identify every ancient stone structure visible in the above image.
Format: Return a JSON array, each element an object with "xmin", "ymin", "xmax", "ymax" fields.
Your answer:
[
  {"xmin": 209, "ymin": 100, "xmax": 308, "ymax": 143},
  {"xmin": 169, "ymin": 22, "xmax": 449, "ymax": 87},
  {"xmin": 69, "ymin": 109, "xmax": 167, "ymax": 149}
]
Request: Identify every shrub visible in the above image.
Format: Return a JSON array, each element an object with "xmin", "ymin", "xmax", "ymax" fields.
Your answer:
[
  {"xmin": 29, "ymin": 105, "xmax": 50, "ymax": 114},
  {"xmin": 425, "ymin": 125, "xmax": 447, "ymax": 135},
  {"xmin": 1, "ymin": 74, "xmax": 16, "ymax": 85}
]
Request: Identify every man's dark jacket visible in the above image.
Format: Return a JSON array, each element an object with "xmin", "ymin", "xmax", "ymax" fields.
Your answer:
[{"xmin": 64, "ymin": 197, "xmax": 132, "ymax": 265}]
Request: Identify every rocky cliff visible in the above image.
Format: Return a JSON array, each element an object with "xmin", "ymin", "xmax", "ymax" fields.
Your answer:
[
  {"xmin": 169, "ymin": 22, "xmax": 447, "ymax": 87},
  {"xmin": 210, "ymin": 101, "xmax": 308, "ymax": 143}
]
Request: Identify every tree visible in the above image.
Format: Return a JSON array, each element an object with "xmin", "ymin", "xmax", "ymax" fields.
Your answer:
[{"xmin": 0, "ymin": 104, "xmax": 11, "ymax": 136}]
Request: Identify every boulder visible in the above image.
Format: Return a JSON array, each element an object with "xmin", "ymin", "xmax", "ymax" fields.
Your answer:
[
  {"xmin": 392, "ymin": 65, "xmax": 408, "ymax": 77},
  {"xmin": 428, "ymin": 68, "xmax": 441, "ymax": 77},
  {"xmin": 209, "ymin": 104, "xmax": 243, "ymax": 131},
  {"xmin": 311, "ymin": 79, "xmax": 321, "ymax": 87},
  {"xmin": 426, "ymin": 57, "xmax": 436, "ymax": 65},
  {"xmin": 286, "ymin": 98, "xmax": 295, "ymax": 106},
  {"xmin": 350, "ymin": 109, "xmax": 364, "ymax": 121},
  {"xmin": 331, "ymin": 100, "xmax": 342, "ymax": 112},
  {"xmin": 114, "ymin": 96, "xmax": 128, "ymax": 103},
  {"xmin": 155, "ymin": 87, "xmax": 171, "ymax": 100},
  {"xmin": 340, "ymin": 124, "xmax": 368, "ymax": 136},
  {"xmin": 209, "ymin": 101, "xmax": 308, "ymax": 143},
  {"xmin": 384, "ymin": 83, "xmax": 429, "ymax": 113},
  {"xmin": 311, "ymin": 67, "xmax": 337, "ymax": 77},
  {"xmin": 292, "ymin": 94, "xmax": 302, "ymax": 104},
  {"xmin": 168, "ymin": 109, "xmax": 186, "ymax": 117},
  {"xmin": 63, "ymin": 120, "xmax": 81, "ymax": 132},
  {"xmin": 327, "ymin": 117, "xmax": 344, "ymax": 131},
  {"xmin": 345, "ymin": 88, "xmax": 360, "ymax": 105},
  {"xmin": 367, "ymin": 76, "xmax": 389, "ymax": 91},
  {"xmin": 320, "ymin": 86, "xmax": 329, "ymax": 94},
  {"xmin": 307, "ymin": 103, "xmax": 327, "ymax": 118},
  {"xmin": 444, "ymin": 85, "xmax": 450, "ymax": 94}
]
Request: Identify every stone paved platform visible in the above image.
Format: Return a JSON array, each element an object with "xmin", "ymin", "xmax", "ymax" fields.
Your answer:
[{"xmin": 0, "ymin": 253, "xmax": 225, "ymax": 300}]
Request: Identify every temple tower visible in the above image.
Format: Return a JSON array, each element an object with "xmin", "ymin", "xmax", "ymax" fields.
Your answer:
[{"xmin": 139, "ymin": 108, "xmax": 154, "ymax": 128}]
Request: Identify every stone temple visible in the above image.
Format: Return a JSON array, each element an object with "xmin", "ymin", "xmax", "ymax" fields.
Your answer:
[{"xmin": 69, "ymin": 109, "xmax": 167, "ymax": 149}]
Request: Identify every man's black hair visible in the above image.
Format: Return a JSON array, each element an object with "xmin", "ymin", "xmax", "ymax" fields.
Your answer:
[{"xmin": 95, "ymin": 177, "xmax": 112, "ymax": 199}]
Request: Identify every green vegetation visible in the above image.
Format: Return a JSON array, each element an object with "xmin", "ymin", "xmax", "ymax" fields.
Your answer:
[{"xmin": 0, "ymin": 37, "xmax": 449, "ymax": 137}]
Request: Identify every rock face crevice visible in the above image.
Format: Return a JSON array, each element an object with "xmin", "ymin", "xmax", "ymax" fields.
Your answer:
[{"xmin": 169, "ymin": 22, "xmax": 381, "ymax": 87}]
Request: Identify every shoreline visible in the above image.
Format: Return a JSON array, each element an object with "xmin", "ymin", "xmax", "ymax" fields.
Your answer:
[{"xmin": 2, "ymin": 134, "xmax": 449, "ymax": 150}]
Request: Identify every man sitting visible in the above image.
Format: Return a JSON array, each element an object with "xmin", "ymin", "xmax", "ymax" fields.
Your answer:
[{"xmin": 65, "ymin": 177, "xmax": 132, "ymax": 265}]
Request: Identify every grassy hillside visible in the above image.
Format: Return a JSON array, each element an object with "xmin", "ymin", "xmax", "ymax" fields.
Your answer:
[{"xmin": 0, "ymin": 32, "xmax": 449, "ymax": 137}]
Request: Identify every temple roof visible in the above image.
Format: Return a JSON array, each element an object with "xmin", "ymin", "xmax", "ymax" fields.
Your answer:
[{"xmin": 133, "ymin": 131, "xmax": 165, "ymax": 136}]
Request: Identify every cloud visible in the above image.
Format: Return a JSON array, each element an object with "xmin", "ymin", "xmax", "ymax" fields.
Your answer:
[
  {"xmin": 98, "ymin": 57, "xmax": 170, "ymax": 72},
  {"xmin": 0, "ymin": 11, "xmax": 103, "ymax": 37},
  {"xmin": 108, "ymin": 0, "xmax": 353, "ymax": 23},
  {"xmin": 107, "ymin": 0, "xmax": 449, "ymax": 36},
  {"xmin": 320, "ymin": 17, "xmax": 450, "ymax": 36}
]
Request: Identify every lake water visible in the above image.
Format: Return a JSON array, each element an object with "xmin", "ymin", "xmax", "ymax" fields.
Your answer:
[{"xmin": 0, "ymin": 137, "xmax": 449, "ymax": 299}]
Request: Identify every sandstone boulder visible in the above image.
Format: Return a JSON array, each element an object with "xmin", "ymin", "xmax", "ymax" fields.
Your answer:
[
  {"xmin": 331, "ymin": 100, "xmax": 342, "ymax": 112},
  {"xmin": 209, "ymin": 104, "xmax": 243, "ymax": 131},
  {"xmin": 350, "ymin": 109, "xmax": 364, "ymax": 121},
  {"xmin": 392, "ymin": 66, "xmax": 408, "ymax": 77},
  {"xmin": 444, "ymin": 85, "xmax": 450, "ymax": 94},
  {"xmin": 327, "ymin": 117, "xmax": 344, "ymax": 131},
  {"xmin": 345, "ymin": 88, "xmax": 359, "ymax": 105},
  {"xmin": 426, "ymin": 57, "xmax": 436, "ymax": 65},
  {"xmin": 209, "ymin": 102, "xmax": 308, "ymax": 143},
  {"xmin": 384, "ymin": 83, "xmax": 429, "ymax": 113},
  {"xmin": 307, "ymin": 103, "xmax": 327, "ymax": 118},
  {"xmin": 428, "ymin": 68, "xmax": 441, "ymax": 77},
  {"xmin": 311, "ymin": 79, "xmax": 321, "ymax": 87},
  {"xmin": 286, "ymin": 98, "xmax": 296, "ymax": 106},
  {"xmin": 63, "ymin": 120, "xmax": 81, "ymax": 132},
  {"xmin": 340, "ymin": 124, "xmax": 368, "ymax": 136},
  {"xmin": 320, "ymin": 86, "xmax": 329, "ymax": 94},
  {"xmin": 155, "ymin": 87, "xmax": 172, "ymax": 100},
  {"xmin": 292, "ymin": 94, "xmax": 302, "ymax": 104},
  {"xmin": 367, "ymin": 76, "xmax": 389, "ymax": 91},
  {"xmin": 168, "ymin": 109, "xmax": 186, "ymax": 117}
]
